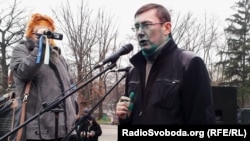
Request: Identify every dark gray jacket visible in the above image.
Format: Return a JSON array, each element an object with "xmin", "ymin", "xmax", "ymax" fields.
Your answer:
[
  {"xmin": 120, "ymin": 39, "xmax": 216, "ymax": 125},
  {"xmin": 10, "ymin": 39, "xmax": 77, "ymax": 139}
]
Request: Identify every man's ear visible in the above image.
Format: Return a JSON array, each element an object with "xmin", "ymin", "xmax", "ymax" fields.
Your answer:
[{"xmin": 163, "ymin": 22, "xmax": 171, "ymax": 36}]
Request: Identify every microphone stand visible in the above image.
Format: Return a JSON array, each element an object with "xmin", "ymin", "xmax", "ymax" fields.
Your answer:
[
  {"xmin": 0, "ymin": 63, "xmax": 117, "ymax": 141},
  {"xmin": 62, "ymin": 70, "xmax": 128, "ymax": 141}
]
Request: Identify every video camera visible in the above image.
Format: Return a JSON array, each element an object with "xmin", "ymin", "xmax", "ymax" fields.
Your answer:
[{"xmin": 36, "ymin": 30, "xmax": 63, "ymax": 40}]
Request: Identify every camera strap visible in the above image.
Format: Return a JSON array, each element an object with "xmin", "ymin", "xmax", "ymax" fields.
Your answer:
[{"xmin": 36, "ymin": 35, "xmax": 50, "ymax": 64}]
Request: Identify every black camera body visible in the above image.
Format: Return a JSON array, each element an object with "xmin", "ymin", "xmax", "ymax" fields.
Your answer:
[
  {"xmin": 35, "ymin": 31, "xmax": 63, "ymax": 40},
  {"xmin": 43, "ymin": 31, "xmax": 63, "ymax": 40}
]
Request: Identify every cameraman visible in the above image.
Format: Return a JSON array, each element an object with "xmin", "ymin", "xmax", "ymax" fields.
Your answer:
[
  {"xmin": 78, "ymin": 116, "xmax": 102, "ymax": 141},
  {"xmin": 10, "ymin": 13, "xmax": 78, "ymax": 140}
]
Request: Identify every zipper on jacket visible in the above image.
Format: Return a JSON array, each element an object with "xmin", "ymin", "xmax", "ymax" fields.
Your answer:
[
  {"xmin": 157, "ymin": 78, "xmax": 180, "ymax": 84},
  {"xmin": 139, "ymin": 111, "xmax": 142, "ymax": 116}
]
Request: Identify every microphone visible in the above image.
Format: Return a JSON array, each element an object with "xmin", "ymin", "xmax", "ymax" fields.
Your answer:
[
  {"xmin": 94, "ymin": 43, "xmax": 133, "ymax": 69},
  {"xmin": 110, "ymin": 66, "xmax": 131, "ymax": 72},
  {"xmin": 128, "ymin": 92, "xmax": 135, "ymax": 111}
]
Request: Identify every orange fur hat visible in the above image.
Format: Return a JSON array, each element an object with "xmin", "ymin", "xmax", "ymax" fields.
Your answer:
[{"xmin": 26, "ymin": 13, "xmax": 56, "ymax": 46}]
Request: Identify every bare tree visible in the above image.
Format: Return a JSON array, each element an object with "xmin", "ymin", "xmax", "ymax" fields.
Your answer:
[
  {"xmin": 0, "ymin": 0, "xmax": 27, "ymax": 93},
  {"xmin": 52, "ymin": 0, "xmax": 98, "ymax": 115},
  {"xmin": 171, "ymin": 11, "xmax": 222, "ymax": 83},
  {"xmin": 52, "ymin": 0, "xmax": 119, "ymax": 120},
  {"xmin": 94, "ymin": 8, "xmax": 119, "ymax": 120}
]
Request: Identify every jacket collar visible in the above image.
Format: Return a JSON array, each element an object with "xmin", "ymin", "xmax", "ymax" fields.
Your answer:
[{"xmin": 130, "ymin": 38, "xmax": 178, "ymax": 68}]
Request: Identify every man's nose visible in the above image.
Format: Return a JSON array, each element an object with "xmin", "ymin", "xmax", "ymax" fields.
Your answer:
[{"xmin": 137, "ymin": 28, "xmax": 146, "ymax": 38}]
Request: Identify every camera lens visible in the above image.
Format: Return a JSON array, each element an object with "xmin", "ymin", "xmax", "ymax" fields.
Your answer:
[{"xmin": 44, "ymin": 31, "xmax": 53, "ymax": 38}]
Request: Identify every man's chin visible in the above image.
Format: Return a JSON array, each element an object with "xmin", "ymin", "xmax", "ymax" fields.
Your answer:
[{"xmin": 140, "ymin": 45, "xmax": 151, "ymax": 50}]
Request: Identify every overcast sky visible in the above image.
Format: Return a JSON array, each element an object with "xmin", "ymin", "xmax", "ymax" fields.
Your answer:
[
  {"xmin": 17, "ymin": 0, "xmax": 237, "ymax": 42},
  {"xmin": 0, "ymin": 0, "xmax": 239, "ymax": 67},
  {"xmin": 1, "ymin": 0, "xmax": 239, "ymax": 51}
]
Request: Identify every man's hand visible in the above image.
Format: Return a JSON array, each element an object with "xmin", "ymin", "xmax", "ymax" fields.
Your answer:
[
  {"xmin": 116, "ymin": 96, "xmax": 131, "ymax": 120},
  {"xmin": 88, "ymin": 131, "xmax": 95, "ymax": 137},
  {"xmin": 80, "ymin": 131, "xmax": 86, "ymax": 137}
]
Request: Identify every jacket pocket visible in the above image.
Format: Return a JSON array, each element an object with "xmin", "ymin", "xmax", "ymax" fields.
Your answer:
[
  {"xmin": 128, "ymin": 80, "xmax": 140, "ymax": 93},
  {"xmin": 154, "ymin": 78, "xmax": 180, "ymax": 109}
]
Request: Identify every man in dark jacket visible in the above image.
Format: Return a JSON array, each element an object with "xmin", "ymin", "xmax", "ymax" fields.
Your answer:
[
  {"xmin": 115, "ymin": 3, "xmax": 216, "ymax": 125},
  {"xmin": 78, "ymin": 116, "xmax": 102, "ymax": 141}
]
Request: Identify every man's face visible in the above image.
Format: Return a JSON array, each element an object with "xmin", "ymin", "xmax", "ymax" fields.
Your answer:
[{"xmin": 134, "ymin": 9, "xmax": 171, "ymax": 49}]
